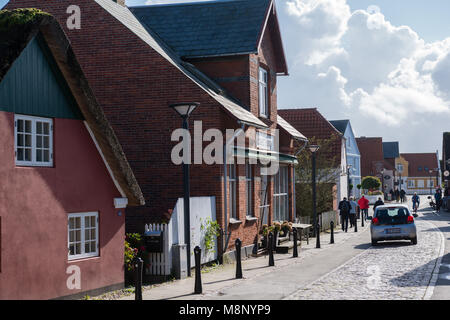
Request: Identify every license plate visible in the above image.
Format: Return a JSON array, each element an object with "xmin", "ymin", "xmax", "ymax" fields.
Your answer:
[{"xmin": 386, "ymin": 228, "xmax": 401, "ymax": 234}]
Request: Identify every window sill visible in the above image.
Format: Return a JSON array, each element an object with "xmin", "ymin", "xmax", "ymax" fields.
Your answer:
[
  {"xmin": 229, "ymin": 218, "xmax": 242, "ymax": 225},
  {"xmin": 246, "ymin": 216, "xmax": 258, "ymax": 222}
]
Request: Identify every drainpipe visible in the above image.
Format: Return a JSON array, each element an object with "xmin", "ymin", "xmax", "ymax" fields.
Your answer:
[
  {"xmin": 293, "ymin": 140, "xmax": 308, "ymax": 222},
  {"xmin": 222, "ymin": 122, "xmax": 246, "ymax": 258}
]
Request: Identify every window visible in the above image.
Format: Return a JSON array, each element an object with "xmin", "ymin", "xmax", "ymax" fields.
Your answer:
[
  {"xmin": 15, "ymin": 114, "xmax": 53, "ymax": 167},
  {"xmin": 428, "ymin": 179, "xmax": 434, "ymax": 188},
  {"xmin": 68, "ymin": 212, "xmax": 99, "ymax": 260},
  {"xmin": 418, "ymin": 180, "xmax": 424, "ymax": 188},
  {"xmin": 408, "ymin": 180, "xmax": 415, "ymax": 188},
  {"xmin": 228, "ymin": 163, "xmax": 237, "ymax": 220},
  {"xmin": 418, "ymin": 166, "xmax": 422, "ymax": 171},
  {"xmin": 397, "ymin": 164, "xmax": 403, "ymax": 173},
  {"xmin": 273, "ymin": 166, "xmax": 289, "ymax": 222},
  {"xmin": 258, "ymin": 67, "xmax": 269, "ymax": 117},
  {"xmin": 246, "ymin": 163, "xmax": 254, "ymax": 217}
]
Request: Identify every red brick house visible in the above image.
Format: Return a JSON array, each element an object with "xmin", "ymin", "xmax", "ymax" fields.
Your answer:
[
  {"xmin": 0, "ymin": 10, "xmax": 144, "ymax": 299},
  {"xmin": 356, "ymin": 137, "xmax": 385, "ymax": 180},
  {"xmin": 7, "ymin": 0, "xmax": 307, "ymax": 266},
  {"xmin": 278, "ymin": 108, "xmax": 348, "ymax": 203}
]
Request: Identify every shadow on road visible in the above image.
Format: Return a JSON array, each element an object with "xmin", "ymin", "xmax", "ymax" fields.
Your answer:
[{"xmin": 389, "ymin": 253, "xmax": 450, "ymax": 288}]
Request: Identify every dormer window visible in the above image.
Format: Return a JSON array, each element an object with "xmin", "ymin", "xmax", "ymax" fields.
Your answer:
[
  {"xmin": 258, "ymin": 67, "xmax": 269, "ymax": 117},
  {"xmin": 15, "ymin": 114, "xmax": 53, "ymax": 167}
]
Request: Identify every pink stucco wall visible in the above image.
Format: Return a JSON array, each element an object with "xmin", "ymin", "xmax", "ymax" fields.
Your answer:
[{"xmin": 0, "ymin": 112, "xmax": 124, "ymax": 299}]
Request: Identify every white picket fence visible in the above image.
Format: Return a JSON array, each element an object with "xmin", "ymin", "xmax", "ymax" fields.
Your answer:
[{"xmin": 144, "ymin": 222, "xmax": 173, "ymax": 276}]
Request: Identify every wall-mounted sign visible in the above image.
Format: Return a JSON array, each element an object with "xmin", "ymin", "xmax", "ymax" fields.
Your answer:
[{"xmin": 256, "ymin": 131, "xmax": 274, "ymax": 151}]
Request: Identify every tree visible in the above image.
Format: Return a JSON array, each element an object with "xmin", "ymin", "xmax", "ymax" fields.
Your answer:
[
  {"xmin": 361, "ymin": 176, "xmax": 381, "ymax": 191},
  {"xmin": 295, "ymin": 136, "xmax": 340, "ymax": 221}
]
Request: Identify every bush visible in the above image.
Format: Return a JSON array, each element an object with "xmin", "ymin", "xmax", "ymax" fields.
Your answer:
[
  {"xmin": 361, "ymin": 176, "xmax": 381, "ymax": 191},
  {"xmin": 124, "ymin": 233, "xmax": 150, "ymax": 272}
]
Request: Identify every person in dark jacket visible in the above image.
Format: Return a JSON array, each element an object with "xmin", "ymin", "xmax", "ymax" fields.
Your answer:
[
  {"xmin": 373, "ymin": 197, "xmax": 385, "ymax": 211},
  {"xmin": 400, "ymin": 189, "xmax": 406, "ymax": 203},
  {"xmin": 394, "ymin": 189, "xmax": 400, "ymax": 202},
  {"xmin": 435, "ymin": 189, "xmax": 442, "ymax": 212},
  {"xmin": 339, "ymin": 197, "xmax": 351, "ymax": 232}
]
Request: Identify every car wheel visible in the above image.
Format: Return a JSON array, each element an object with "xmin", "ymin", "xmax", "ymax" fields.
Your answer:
[
  {"xmin": 411, "ymin": 237, "xmax": 417, "ymax": 245},
  {"xmin": 371, "ymin": 239, "xmax": 377, "ymax": 246}
]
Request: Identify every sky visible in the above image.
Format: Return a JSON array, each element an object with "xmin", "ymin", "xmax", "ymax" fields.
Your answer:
[{"xmin": 1, "ymin": 0, "xmax": 449, "ymax": 156}]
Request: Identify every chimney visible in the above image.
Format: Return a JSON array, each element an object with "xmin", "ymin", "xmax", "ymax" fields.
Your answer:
[{"xmin": 113, "ymin": 0, "xmax": 126, "ymax": 6}]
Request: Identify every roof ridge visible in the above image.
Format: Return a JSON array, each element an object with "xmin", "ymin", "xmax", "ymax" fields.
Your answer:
[{"xmin": 129, "ymin": 0, "xmax": 261, "ymax": 8}]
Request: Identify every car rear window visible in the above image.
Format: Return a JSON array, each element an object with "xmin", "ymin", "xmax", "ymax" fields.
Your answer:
[{"xmin": 375, "ymin": 207, "xmax": 410, "ymax": 225}]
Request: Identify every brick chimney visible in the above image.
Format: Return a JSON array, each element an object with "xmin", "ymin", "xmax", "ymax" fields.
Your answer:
[{"xmin": 113, "ymin": 0, "xmax": 126, "ymax": 6}]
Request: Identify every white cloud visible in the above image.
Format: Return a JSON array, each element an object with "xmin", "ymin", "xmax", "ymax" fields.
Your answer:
[{"xmin": 278, "ymin": 0, "xmax": 450, "ymax": 153}]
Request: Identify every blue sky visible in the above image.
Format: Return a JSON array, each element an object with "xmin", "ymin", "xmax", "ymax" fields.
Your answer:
[{"xmin": 1, "ymin": 0, "xmax": 449, "ymax": 155}]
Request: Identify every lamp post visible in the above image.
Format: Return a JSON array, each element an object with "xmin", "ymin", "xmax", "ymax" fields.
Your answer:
[
  {"xmin": 169, "ymin": 102, "xmax": 199, "ymax": 277},
  {"xmin": 429, "ymin": 169, "xmax": 433, "ymax": 195},
  {"xmin": 309, "ymin": 145, "xmax": 320, "ymax": 249},
  {"xmin": 347, "ymin": 164, "xmax": 352, "ymax": 199},
  {"xmin": 381, "ymin": 169, "xmax": 385, "ymax": 198}
]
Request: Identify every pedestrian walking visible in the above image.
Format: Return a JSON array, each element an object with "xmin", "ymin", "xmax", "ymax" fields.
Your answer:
[
  {"xmin": 349, "ymin": 197, "xmax": 358, "ymax": 228},
  {"xmin": 339, "ymin": 197, "xmax": 351, "ymax": 232},
  {"xmin": 358, "ymin": 194, "xmax": 370, "ymax": 220},
  {"xmin": 373, "ymin": 197, "xmax": 384, "ymax": 211},
  {"xmin": 412, "ymin": 192, "xmax": 420, "ymax": 213},
  {"xmin": 389, "ymin": 189, "xmax": 394, "ymax": 202},
  {"xmin": 400, "ymin": 189, "xmax": 406, "ymax": 203},
  {"xmin": 435, "ymin": 188, "xmax": 442, "ymax": 212},
  {"xmin": 395, "ymin": 189, "xmax": 400, "ymax": 203}
]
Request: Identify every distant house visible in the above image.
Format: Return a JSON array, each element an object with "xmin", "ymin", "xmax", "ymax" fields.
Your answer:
[
  {"xmin": 356, "ymin": 137, "xmax": 385, "ymax": 182},
  {"xmin": 402, "ymin": 153, "xmax": 441, "ymax": 195},
  {"xmin": 7, "ymin": 0, "xmax": 307, "ymax": 271},
  {"xmin": 0, "ymin": 10, "xmax": 144, "ymax": 299},
  {"xmin": 278, "ymin": 108, "xmax": 348, "ymax": 203},
  {"xmin": 330, "ymin": 120, "xmax": 361, "ymax": 198},
  {"xmin": 382, "ymin": 141, "xmax": 400, "ymax": 194}
]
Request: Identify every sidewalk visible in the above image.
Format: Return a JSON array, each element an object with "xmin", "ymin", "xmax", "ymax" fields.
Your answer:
[{"xmin": 115, "ymin": 218, "xmax": 371, "ymax": 300}]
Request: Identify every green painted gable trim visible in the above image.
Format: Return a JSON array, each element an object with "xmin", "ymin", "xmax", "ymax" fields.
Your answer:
[{"xmin": 0, "ymin": 33, "xmax": 83, "ymax": 120}]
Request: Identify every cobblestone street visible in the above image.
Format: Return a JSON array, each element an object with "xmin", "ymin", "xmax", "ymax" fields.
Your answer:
[{"xmin": 286, "ymin": 219, "xmax": 444, "ymax": 300}]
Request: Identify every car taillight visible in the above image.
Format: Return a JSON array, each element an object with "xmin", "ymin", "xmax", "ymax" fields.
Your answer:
[
  {"xmin": 407, "ymin": 216, "xmax": 414, "ymax": 223},
  {"xmin": 372, "ymin": 217, "xmax": 379, "ymax": 225}
]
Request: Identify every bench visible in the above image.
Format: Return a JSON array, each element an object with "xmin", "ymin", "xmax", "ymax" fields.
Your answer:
[{"xmin": 291, "ymin": 223, "xmax": 313, "ymax": 245}]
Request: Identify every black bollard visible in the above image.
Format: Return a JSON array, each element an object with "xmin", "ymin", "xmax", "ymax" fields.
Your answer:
[
  {"xmin": 273, "ymin": 229, "xmax": 278, "ymax": 251},
  {"xmin": 194, "ymin": 246, "xmax": 202, "ymax": 294},
  {"xmin": 361, "ymin": 213, "xmax": 364, "ymax": 227},
  {"xmin": 235, "ymin": 238, "xmax": 243, "ymax": 279},
  {"xmin": 134, "ymin": 257, "xmax": 143, "ymax": 300},
  {"xmin": 316, "ymin": 222, "xmax": 321, "ymax": 248},
  {"xmin": 268, "ymin": 232, "xmax": 275, "ymax": 266},
  {"xmin": 330, "ymin": 221, "xmax": 335, "ymax": 244},
  {"xmin": 292, "ymin": 227, "xmax": 298, "ymax": 258},
  {"xmin": 354, "ymin": 216, "xmax": 358, "ymax": 232}
]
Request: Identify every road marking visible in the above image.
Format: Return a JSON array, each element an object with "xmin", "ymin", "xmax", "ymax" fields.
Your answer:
[{"xmin": 423, "ymin": 220, "xmax": 445, "ymax": 300}]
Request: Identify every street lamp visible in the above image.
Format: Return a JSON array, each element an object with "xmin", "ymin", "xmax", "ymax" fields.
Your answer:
[
  {"xmin": 381, "ymin": 169, "xmax": 385, "ymax": 198},
  {"xmin": 429, "ymin": 169, "xmax": 433, "ymax": 195},
  {"xmin": 309, "ymin": 145, "xmax": 320, "ymax": 249},
  {"xmin": 347, "ymin": 164, "xmax": 352, "ymax": 199},
  {"xmin": 169, "ymin": 102, "xmax": 199, "ymax": 277}
]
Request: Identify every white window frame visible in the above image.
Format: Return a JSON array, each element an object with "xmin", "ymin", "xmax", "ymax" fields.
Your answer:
[
  {"xmin": 258, "ymin": 67, "xmax": 269, "ymax": 117},
  {"xmin": 407, "ymin": 180, "xmax": 415, "ymax": 188},
  {"xmin": 273, "ymin": 166, "xmax": 289, "ymax": 222},
  {"xmin": 68, "ymin": 212, "xmax": 99, "ymax": 260},
  {"xmin": 245, "ymin": 162, "xmax": 254, "ymax": 217},
  {"xmin": 428, "ymin": 179, "xmax": 434, "ymax": 188},
  {"xmin": 14, "ymin": 114, "xmax": 53, "ymax": 167},
  {"xmin": 417, "ymin": 180, "xmax": 424, "ymax": 188}
]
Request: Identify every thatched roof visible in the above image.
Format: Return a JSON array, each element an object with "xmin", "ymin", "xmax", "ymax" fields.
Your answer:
[{"xmin": 0, "ymin": 9, "xmax": 145, "ymax": 206}]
